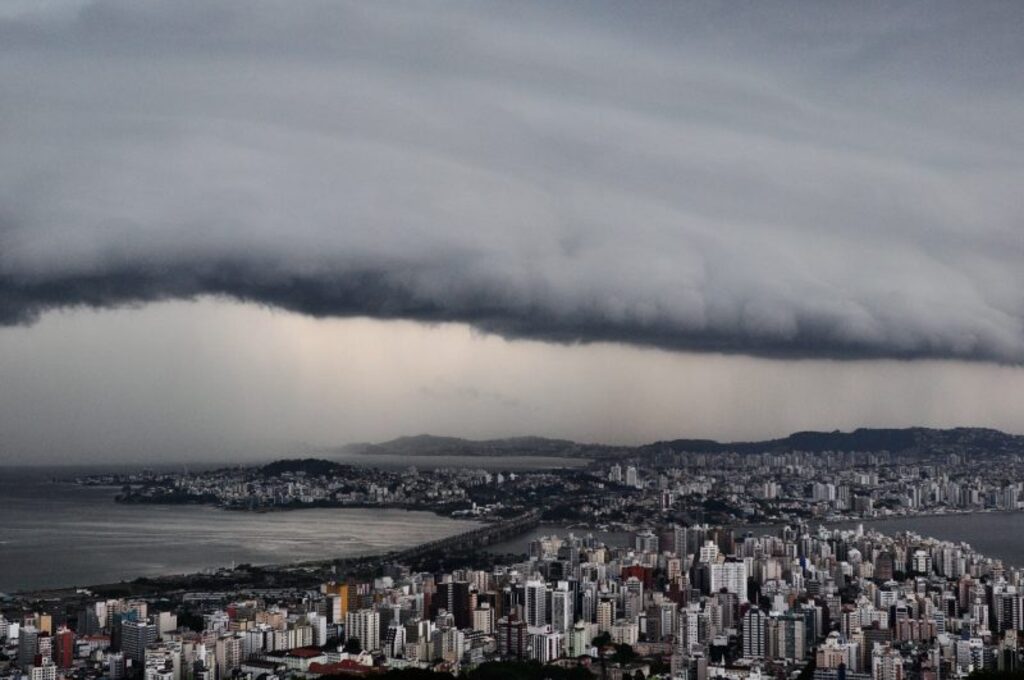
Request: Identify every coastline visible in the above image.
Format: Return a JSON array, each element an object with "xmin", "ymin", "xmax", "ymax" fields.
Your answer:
[
  {"xmin": 7, "ymin": 511, "xmax": 540, "ymax": 601},
  {"xmin": 10, "ymin": 507, "xmax": 1024, "ymax": 607}
]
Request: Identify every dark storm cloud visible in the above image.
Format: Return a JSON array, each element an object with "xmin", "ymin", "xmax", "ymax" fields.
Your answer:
[{"xmin": 2, "ymin": 1, "xmax": 1024, "ymax": 361}]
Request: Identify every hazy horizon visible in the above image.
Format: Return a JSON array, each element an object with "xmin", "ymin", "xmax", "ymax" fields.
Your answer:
[
  {"xmin": 2, "ymin": 2, "xmax": 1024, "ymax": 463},
  {"xmin": 3, "ymin": 298, "xmax": 1024, "ymax": 464}
]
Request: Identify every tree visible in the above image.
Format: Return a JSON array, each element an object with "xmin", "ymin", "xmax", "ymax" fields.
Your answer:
[
  {"xmin": 379, "ymin": 670, "xmax": 455, "ymax": 680},
  {"xmin": 343, "ymin": 637, "xmax": 361, "ymax": 654},
  {"xmin": 968, "ymin": 672, "xmax": 1024, "ymax": 680},
  {"xmin": 612, "ymin": 643, "xmax": 637, "ymax": 664}
]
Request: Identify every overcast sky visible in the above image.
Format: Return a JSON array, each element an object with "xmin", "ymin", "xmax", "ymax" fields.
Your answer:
[{"xmin": 1, "ymin": 1, "xmax": 1023, "ymax": 463}]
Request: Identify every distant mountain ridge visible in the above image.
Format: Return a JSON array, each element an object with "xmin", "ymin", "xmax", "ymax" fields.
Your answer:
[
  {"xmin": 339, "ymin": 427, "xmax": 1024, "ymax": 460},
  {"xmin": 340, "ymin": 434, "xmax": 616, "ymax": 458},
  {"xmin": 641, "ymin": 427, "xmax": 1024, "ymax": 455}
]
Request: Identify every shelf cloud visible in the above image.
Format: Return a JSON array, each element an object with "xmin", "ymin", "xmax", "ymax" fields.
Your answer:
[{"xmin": 2, "ymin": 1, "xmax": 1023, "ymax": 361}]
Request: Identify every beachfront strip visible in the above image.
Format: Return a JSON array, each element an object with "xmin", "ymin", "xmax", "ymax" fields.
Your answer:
[{"xmin": 2, "ymin": 522, "xmax": 1023, "ymax": 680}]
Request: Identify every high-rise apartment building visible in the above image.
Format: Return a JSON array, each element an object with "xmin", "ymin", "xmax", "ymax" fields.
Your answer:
[
  {"xmin": 345, "ymin": 609, "xmax": 380, "ymax": 652},
  {"xmin": 524, "ymin": 581, "xmax": 547, "ymax": 628}
]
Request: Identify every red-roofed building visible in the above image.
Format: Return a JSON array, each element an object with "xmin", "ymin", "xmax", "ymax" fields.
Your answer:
[
  {"xmin": 622, "ymin": 565, "xmax": 653, "ymax": 590},
  {"xmin": 307, "ymin": 660, "xmax": 381, "ymax": 677},
  {"xmin": 263, "ymin": 648, "xmax": 327, "ymax": 671}
]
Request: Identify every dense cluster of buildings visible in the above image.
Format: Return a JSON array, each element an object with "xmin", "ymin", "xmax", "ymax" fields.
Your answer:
[
  {"xmin": 601, "ymin": 451, "xmax": 1024, "ymax": 525},
  {"xmin": 44, "ymin": 439, "xmax": 1024, "ymax": 680},
  {"xmin": 78, "ymin": 444, "xmax": 1024, "ymax": 539},
  {"xmin": 4, "ymin": 520, "xmax": 1024, "ymax": 680},
  {"xmin": 83, "ymin": 463, "xmax": 530, "ymax": 519}
]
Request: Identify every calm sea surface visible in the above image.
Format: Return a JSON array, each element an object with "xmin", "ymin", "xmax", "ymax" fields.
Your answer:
[{"xmin": 0, "ymin": 465, "xmax": 481, "ymax": 593}]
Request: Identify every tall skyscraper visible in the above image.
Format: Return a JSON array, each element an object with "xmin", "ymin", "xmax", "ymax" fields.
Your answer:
[
  {"xmin": 472, "ymin": 604, "xmax": 495, "ymax": 635},
  {"xmin": 18, "ymin": 626, "xmax": 39, "ymax": 670},
  {"xmin": 54, "ymin": 627, "xmax": 74, "ymax": 669},
  {"xmin": 497, "ymin": 616, "xmax": 528, "ymax": 659},
  {"xmin": 524, "ymin": 580, "xmax": 547, "ymax": 628},
  {"xmin": 345, "ymin": 609, "xmax": 380, "ymax": 652},
  {"xmin": 597, "ymin": 600, "xmax": 615, "ymax": 633},
  {"xmin": 435, "ymin": 580, "xmax": 472, "ymax": 629},
  {"xmin": 710, "ymin": 560, "xmax": 748, "ymax": 603},
  {"xmin": 672, "ymin": 524, "xmax": 689, "ymax": 558},
  {"xmin": 550, "ymin": 585, "xmax": 573, "ymax": 633},
  {"xmin": 528, "ymin": 627, "xmax": 563, "ymax": 664},
  {"xmin": 743, "ymin": 607, "xmax": 766, "ymax": 659},
  {"xmin": 122, "ymin": 621, "xmax": 158, "ymax": 666}
]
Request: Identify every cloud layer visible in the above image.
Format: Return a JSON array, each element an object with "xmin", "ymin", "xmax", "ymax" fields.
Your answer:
[{"xmin": 2, "ymin": 1, "xmax": 1023, "ymax": 360}]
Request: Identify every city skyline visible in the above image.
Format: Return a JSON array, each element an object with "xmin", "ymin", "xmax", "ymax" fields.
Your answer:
[{"xmin": 5, "ymin": 438, "xmax": 1024, "ymax": 679}]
